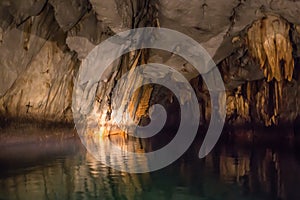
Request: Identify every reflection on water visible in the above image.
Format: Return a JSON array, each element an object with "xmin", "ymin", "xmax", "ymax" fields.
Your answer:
[
  {"xmin": 81, "ymin": 126, "xmax": 152, "ymax": 173},
  {"xmin": 0, "ymin": 127, "xmax": 300, "ymax": 199}
]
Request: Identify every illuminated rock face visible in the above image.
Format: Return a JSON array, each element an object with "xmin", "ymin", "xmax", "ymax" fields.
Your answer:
[
  {"xmin": 0, "ymin": 0, "xmax": 299, "ymax": 126},
  {"xmin": 218, "ymin": 16, "xmax": 300, "ymax": 126},
  {"xmin": 0, "ymin": 5, "xmax": 77, "ymax": 123},
  {"xmin": 247, "ymin": 16, "xmax": 294, "ymax": 125},
  {"xmin": 247, "ymin": 15, "xmax": 294, "ymax": 82}
]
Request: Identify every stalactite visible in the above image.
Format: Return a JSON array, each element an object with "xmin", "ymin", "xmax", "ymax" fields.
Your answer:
[
  {"xmin": 246, "ymin": 81, "xmax": 251, "ymax": 101},
  {"xmin": 218, "ymin": 15, "xmax": 297, "ymax": 126},
  {"xmin": 246, "ymin": 15, "xmax": 295, "ymax": 126},
  {"xmin": 236, "ymin": 86, "xmax": 250, "ymax": 122},
  {"xmin": 247, "ymin": 15, "xmax": 294, "ymax": 82}
]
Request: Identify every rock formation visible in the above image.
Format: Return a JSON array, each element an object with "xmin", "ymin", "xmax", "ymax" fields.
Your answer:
[{"xmin": 0, "ymin": 0, "xmax": 299, "ymax": 127}]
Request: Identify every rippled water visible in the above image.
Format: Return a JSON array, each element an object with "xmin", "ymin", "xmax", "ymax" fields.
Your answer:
[{"xmin": 0, "ymin": 127, "xmax": 300, "ymax": 200}]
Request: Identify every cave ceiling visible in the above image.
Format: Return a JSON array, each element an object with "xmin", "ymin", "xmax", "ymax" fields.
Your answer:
[{"xmin": 0, "ymin": 0, "xmax": 300, "ymax": 126}]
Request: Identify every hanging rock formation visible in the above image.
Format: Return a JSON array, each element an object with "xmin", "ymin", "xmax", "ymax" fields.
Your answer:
[
  {"xmin": 218, "ymin": 15, "xmax": 300, "ymax": 126},
  {"xmin": 0, "ymin": 0, "xmax": 299, "ymax": 127}
]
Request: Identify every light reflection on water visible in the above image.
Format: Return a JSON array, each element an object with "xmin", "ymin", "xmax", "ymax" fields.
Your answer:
[{"xmin": 0, "ymin": 127, "xmax": 300, "ymax": 200}]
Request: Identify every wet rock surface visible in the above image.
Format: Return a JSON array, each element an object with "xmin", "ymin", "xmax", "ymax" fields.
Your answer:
[{"xmin": 0, "ymin": 0, "xmax": 299, "ymax": 127}]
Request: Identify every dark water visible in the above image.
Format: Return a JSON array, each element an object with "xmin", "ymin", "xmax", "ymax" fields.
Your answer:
[{"xmin": 0, "ymin": 127, "xmax": 300, "ymax": 200}]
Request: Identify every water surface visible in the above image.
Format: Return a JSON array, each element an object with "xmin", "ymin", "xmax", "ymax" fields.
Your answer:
[{"xmin": 0, "ymin": 127, "xmax": 299, "ymax": 200}]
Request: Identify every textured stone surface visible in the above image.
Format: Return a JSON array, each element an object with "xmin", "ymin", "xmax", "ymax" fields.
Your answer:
[
  {"xmin": 49, "ymin": 0, "xmax": 90, "ymax": 31},
  {"xmin": 0, "ymin": 5, "xmax": 77, "ymax": 123},
  {"xmin": 0, "ymin": 0, "xmax": 299, "ymax": 126}
]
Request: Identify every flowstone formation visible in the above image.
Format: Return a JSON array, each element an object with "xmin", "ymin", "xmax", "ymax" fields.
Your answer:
[
  {"xmin": 0, "ymin": 0, "xmax": 299, "ymax": 128},
  {"xmin": 219, "ymin": 15, "xmax": 300, "ymax": 126}
]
